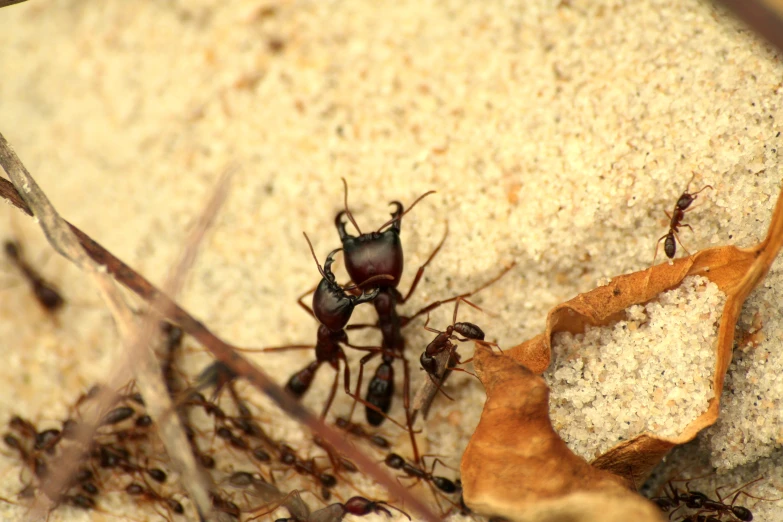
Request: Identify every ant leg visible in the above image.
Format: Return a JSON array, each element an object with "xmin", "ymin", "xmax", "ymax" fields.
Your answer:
[
  {"xmin": 296, "ymin": 284, "xmax": 318, "ymax": 318},
  {"xmin": 651, "ymin": 234, "xmax": 668, "ymax": 266},
  {"xmin": 320, "ymin": 365, "xmax": 342, "ymax": 420},
  {"xmin": 721, "ymin": 476, "xmax": 782, "ymax": 505},
  {"xmin": 401, "ymin": 263, "xmax": 515, "ymax": 326},
  {"xmin": 345, "ymin": 390, "xmax": 413, "ymax": 432},
  {"xmin": 345, "ymin": 323, "xmax": 380, "ymax": 331},
  {"xmin": 443, "ymin": 364, "xmax": 479, "ymax": 380},
  {"xmin": 671, "ymin": 230, "xmax": 692, "ymax": 257},
  {"xmin": 422, "ymin": 313, "xmax": 441, "ymax": 334},
  {"xmin": 235, "ymin": 344, "xmax": 313, "ymax": 353},
  {"xmin": 425, "ymin": 455, "xmax": 457, "ymax": 474},
  {"xmin": 401, "ymin": 355, "xmax": 422, "ymax": 466},
  {"xmin": 399, "ymin": 222, "xmax": 448, "ymax": 304},
  {"xmin": 346, "ymin": 351, "xmax": 379, "ymax": 421}
]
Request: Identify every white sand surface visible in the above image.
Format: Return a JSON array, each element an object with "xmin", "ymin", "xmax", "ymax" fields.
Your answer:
[{"xmin": 0, "ymin": 0, "xmax": 782, "ymax": 520}]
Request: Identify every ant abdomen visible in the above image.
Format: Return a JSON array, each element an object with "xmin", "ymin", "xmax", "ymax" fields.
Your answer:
[
  {"xmin": 454, "ymin": 322, "xmax": 485, "ymax": 341},
  {"xmin": 664, "ymin": 234, "xmax": 676, "ymax": 259},
  {"xmin": 285, "ymin": 361, "xmax": 321, "ymax": 397},
  {"xmin": 433, "ymin": 476, "xmax": 458, "ymax": 494},
  {"xmin": 366, "ymin": 362, "xmax": 394, "ymax": 426},
  {"xmin": 384, "ymin": 453, "xmax": 405, "ymax": 470}
]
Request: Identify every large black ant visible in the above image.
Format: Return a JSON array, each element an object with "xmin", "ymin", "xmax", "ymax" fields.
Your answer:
[
  {"xmin": 3, "ymin": 239, "xmax": 64, "ymax": 313},
  {"xmin": 251, "ymin": 233, "xmax": 392, "ymax": 420},
  {"xmin": 653, "ymin": 173, "xmax": 713, "ymax": 263},
  {"xmin": 334, "ymin": 182, "xmax": 437, "ymax": 428},
  {"xmin": 335, "ymin": 180, "xmax": 514, "ymax": 432}
]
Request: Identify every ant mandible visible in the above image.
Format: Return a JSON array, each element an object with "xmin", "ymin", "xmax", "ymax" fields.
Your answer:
[{"xmin": 653, "ymin": 173, "xmax": 713, "ymax": 263}]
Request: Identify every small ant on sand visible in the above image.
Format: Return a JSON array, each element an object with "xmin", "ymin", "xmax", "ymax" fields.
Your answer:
[
  {"xmin": 653, "ymin": 173, "xmax": 713, "ymax": 264},
  {"xmin": 420, "ymin": 297, "xmax": 488, "ymax": 379}
]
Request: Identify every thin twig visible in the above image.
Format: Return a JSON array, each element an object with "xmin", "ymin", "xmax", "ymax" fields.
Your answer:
[
  {"xmin": 0, "ymin": 0, "xmax": 29, "ymax": 8},
  {"xmin": 412, "ymin": 351, "xmax": 453, "ymax": 420},
  {"xmin": 0, "ymin": 168, "xmax": 439, "ymax": 520}
]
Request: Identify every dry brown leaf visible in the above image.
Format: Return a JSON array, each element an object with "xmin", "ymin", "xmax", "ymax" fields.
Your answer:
[
  {"xmin": 495, "ymin": 182, "xmax": 783, "ymax": 487},
  {"xmin": 461, "ymin": 345, "xmax": 664, "ymax": 522}
]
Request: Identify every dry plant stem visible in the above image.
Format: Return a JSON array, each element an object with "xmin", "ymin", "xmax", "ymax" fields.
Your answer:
[
  {"xmin": 116, "ymin": 168, "xmax": 237, "ymax": 519},
  {"xmin": 0, "ymin": 176, "xmax": 439, "ymax": 520},
  {"xmin": 0, "ymin": 132, "xmax": 147, "ymax": 518},
  {"xmin": 0, "ymin": 133, "xmax": 215, "ymax": 518},
  {"xmin": 411, "ymin": 350, "xmax": 452, "ymax": 420}
]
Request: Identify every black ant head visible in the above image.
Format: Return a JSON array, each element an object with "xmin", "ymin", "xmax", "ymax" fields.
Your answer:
[
  {"xmin": 334, "ymin": 179, "xmax": 435, "ymax": 290},
  {"xmin": 305, "ymin": 236, "xmax": 381, "ymax": 332},
  {"xmin": 336, "ymin": 206, "xmax": 404, "ymax": 289}
]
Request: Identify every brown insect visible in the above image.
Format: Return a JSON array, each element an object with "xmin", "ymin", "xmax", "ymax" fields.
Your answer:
[{"xmin": 653, "ymin": 173, "xmax": 713, "ymax": 263}]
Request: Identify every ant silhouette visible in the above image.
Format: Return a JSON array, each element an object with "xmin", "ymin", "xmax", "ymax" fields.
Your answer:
[
  {"xmin": 383, "ymin": 452, "xmax": 460, "ymax": 514},
  {"xmin": 690, "ymin": 476, "xmax": 780, "ymax": 522},
  {"xmin": 653, "ymin": 173, "xmax": 713, "ymax": 264},
  {"xmin": 3, "ymin": 239, "xmax": 64, "ymax": 313}
]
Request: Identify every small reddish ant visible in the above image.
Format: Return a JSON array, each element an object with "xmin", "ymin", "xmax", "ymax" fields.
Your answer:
[
  {"xmin": 653, "ymin": 173, "xmax": 713, "ymax": 263},
  {"xmin": 420, "ymin": 297, "xmax": 487, "ymax": 378}
]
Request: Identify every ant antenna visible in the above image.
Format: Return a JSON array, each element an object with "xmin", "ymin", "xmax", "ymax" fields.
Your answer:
[
  {"xmin": 377, "ymin": 190, "xmax": 437, "ymax": 232},
  {"xmin": 340, "ymin": 178, "xmax": 363, "ymax": 235},
  {"xmin": 302, "ymin": 232, "xmax": 341, "ymax": 281},
  {"xmin": 376, "ymin": 500, "xmax": 412, "ymax": 520},
  {"xmin": 687, "ymin": 171, "xmax": 713, "ymax": 197}
]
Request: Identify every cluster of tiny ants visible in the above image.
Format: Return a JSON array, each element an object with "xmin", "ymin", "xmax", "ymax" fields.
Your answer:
[{"xmin": 1, "ymin": 180, "xmax": 515, "ymax": 521}]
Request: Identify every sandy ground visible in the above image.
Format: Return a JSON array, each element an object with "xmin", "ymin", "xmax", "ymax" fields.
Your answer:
[{"xmin": 0, "ymin": 0, "xmax": 782, "ymax": 520}]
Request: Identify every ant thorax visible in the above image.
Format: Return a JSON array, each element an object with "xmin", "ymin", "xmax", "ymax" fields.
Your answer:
[{"xmin": 340, "ymin": 228, "xmax": 404, "ymax": 288}]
